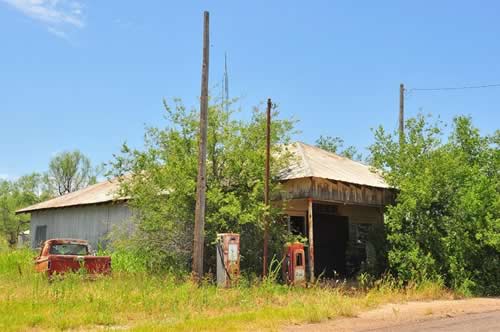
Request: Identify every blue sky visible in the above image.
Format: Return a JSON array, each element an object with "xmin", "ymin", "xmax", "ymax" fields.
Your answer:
[{"xmin": 1, "ymin": 1, "xmax": 499, "ymax": 180}]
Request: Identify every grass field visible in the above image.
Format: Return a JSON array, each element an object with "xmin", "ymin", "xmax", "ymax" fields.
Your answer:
[{"xmin": 0, "ymin": 249, "xmax": 454, "ymax": 331}]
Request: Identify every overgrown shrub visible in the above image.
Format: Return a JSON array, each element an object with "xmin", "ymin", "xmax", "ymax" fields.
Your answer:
[
  {"xmin": 370, "ymin": 115, "xmax": 499, "ymax": 295},
  {"xmin": 109, "ymin": 99, "xmax": 295, "ymax": 275}
]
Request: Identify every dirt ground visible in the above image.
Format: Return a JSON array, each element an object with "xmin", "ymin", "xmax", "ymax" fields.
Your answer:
[{"xmin": 284, "ymin": 297, "xmax": 500, "ymax": 332}]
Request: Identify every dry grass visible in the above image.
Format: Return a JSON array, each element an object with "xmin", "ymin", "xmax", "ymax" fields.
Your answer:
[{"xmin": 0, "ymin": 249, "xmax": 453, "ymax": 331}]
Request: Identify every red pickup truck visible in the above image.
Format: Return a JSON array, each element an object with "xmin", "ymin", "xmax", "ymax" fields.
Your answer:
[{"xmin": 35, "ymin": 239, "xmax": 111, "ymax": 277}]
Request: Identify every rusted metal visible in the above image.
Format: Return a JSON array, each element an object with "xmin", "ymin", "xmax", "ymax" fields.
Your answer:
[
  {"xmin": 280, "ymin": 142, "xmax": 390, "ymax": 189},
  {"xmin": 192, "ymin": 11, "xmax": 210, "ymax": 280},
  {"xmin": 16, "ymin": 178, "xmax": 128, "ymax": 214},
  {"xmin": 307, "ymin": 198, "xmax": 315, "ymax": 282},
  {"xmin": 35, "ymin": 239, "xmax": 111, "ymax": 277},
  {"xmin": 18, "ymin": 140, "xmax": 390, "ymax": 216},
  {"xmin": 263, "ymin": 98, "xmax": 272, "ymax": 277},
  {"xmin": 283, "ymin": 242, "xmax": 306, "ymax": 286},
  {"xmin": 216, "ymin": 233, "xmax": 240, "ymax": 287}
]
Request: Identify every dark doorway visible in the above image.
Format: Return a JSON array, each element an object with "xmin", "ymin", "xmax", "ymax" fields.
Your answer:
[
  {"xmin": 313, "ymin": 213, "xmax": 349, "ymax": 278},
  {"xmin": 289, "ymin": 216, "xmax": 306, "ymax": 236}
]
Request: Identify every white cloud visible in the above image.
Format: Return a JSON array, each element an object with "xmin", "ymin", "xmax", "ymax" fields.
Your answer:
[
  {"xmin": 2, "ymin": 0, "xmax": 85, "ymax": 38},
  {"xmin": 0, "ymin": 174, "xmax": 9, "ymax": 180}
]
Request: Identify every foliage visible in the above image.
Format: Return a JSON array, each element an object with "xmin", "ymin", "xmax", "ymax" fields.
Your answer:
[
  {"xmin": 0, "ymin": 174, "xmax": 50, "ymax": 246},
  {"xmin": 45, "ymin": 150, "xmax": 101, "ymax": 196},
  {"xmin": 96, "ymin": 247, "xmax": 148, "ymax": 273},
  {"xmin": 109, "ymin": 99, "xmax": 296, "ymax": 274},
  {"xmin": 315, "ymin": 135, "xmax": 362, "ymax": 160},
  {"xmin": 283, "ymin": 233, "xmax": 309, "ymax": 247},
  {"xmin": 0, "ymin": 249, "xmax": 451, "ymax": 332},
  {"xmin": 370, "ymin": 115, "xmax": 499, "ymax": 295},
  {"xmin": 357, "ymin": 272, "xmax": 374, "ymax": 290}
]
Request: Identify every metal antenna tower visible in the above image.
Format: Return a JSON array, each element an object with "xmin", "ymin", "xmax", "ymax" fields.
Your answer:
[{"xmin": 224, "ymin": 52, "xmax": 229, "ymax": 112}]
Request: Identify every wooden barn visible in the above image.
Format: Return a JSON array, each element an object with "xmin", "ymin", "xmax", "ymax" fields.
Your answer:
[{"xmin": 278, "ymin": 142, "xmax": 393, "ymax": 281}]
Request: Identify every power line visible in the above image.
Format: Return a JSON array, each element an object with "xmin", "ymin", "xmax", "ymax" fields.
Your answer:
[{"xmin": 408, "ymin": 83, "xmax": 500, "ymax": 92}]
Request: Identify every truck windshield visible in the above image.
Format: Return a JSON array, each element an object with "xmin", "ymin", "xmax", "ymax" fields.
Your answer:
[{"xmin": 49, "ymin": 244, "xmax": 88, "ymax": 255}]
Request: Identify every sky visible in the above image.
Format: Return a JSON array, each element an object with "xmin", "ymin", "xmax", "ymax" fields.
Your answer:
[{"xmin": 1, "ymin": 1, "xmax": 499, "ymax": 180}]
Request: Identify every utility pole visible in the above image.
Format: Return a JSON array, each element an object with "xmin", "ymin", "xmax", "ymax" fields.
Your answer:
[
  {"xmin": 399, "ymin": 83, "xmax": 405, "ymax": 145},
  {"xmin": 263, "ymin": 98, "xmax": 271, "ymax": 277},
  {"xmin": 192, "ymin": 11, "xmax": 209, "ymax": 281}
]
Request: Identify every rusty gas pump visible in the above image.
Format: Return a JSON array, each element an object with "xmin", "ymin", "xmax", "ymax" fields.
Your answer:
[
  {"xmin": 216, "ymin": 233, "xmax": 240, "ymax": 287},
  {"xmin": 283, "ymin": 243, "xmax": 306, "ymax": 286}
]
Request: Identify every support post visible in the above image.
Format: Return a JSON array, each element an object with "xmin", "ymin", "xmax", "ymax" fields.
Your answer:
[
  {"xmin": 399, "ymin": 83, "xmax": 405, "ymax": 145},
  {"xmin": 307, "ymin": 198, "xmax": 315, "ymax": 282},
  {"xmin": 192, "ymin": 11, "xmax": 210, "ymax": 281},
  {"xmin": 263, "ymin": 98, "xmax": 272, "ymax": 277}
]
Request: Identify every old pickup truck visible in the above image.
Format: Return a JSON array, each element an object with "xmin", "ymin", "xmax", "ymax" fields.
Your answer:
[{"xmin": 35, "ymin": 239, "xmax": 111, "ymax": 276}]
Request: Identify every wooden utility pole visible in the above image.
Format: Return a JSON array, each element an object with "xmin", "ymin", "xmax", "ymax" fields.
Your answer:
[
  {"xmin": 263, "ymin": 98, "xmax": 272, "ymax": 277},
  {"xmin": 399, "ymin": 83, "xmax": 405, "ymax": 145},
  {"xmin": 192, "ymin": 11, "xmax": 210, "ymax": 281},
  {"xmin": 307, "ymin": 197, "xmax": 315, "ymax": 282}
]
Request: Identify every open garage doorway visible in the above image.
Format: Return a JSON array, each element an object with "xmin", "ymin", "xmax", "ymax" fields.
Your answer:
[{"xmin": 313, "ymin": 207, "xmax": 349, "ymax": 278}]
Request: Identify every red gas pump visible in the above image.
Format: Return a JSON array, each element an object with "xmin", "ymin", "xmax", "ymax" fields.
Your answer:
[{"xmin": 283, "ymin": 242, "xmax": 306, "ymax": 285}]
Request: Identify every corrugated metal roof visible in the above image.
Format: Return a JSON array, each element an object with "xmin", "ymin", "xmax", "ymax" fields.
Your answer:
[
  {"xmin": 280, "ymin": 142, "xmax": 390, "ymax": 188},
  {"xmin": 16, "ymin": 178, "xmax": 127, "ymax": 213},
  {"xmin": 18, "ymin": 142, "xmax": 388, "ymax": 213}
]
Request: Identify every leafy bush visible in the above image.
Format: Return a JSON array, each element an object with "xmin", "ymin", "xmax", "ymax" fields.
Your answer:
[
  {"xmin": 370, "ymin": 115, "xmax": 499, "ymax": 295},
  {"xmin": 109, "ymin": 99, "xmax": 295, "ymax": 275}
]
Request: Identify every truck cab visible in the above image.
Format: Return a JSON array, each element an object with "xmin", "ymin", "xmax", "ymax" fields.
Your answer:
[{"xmin": 35, "ymin": 239, "xmax": 111, "ymax": 276}]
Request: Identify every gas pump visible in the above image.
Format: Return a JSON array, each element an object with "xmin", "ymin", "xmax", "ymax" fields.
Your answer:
[
  {"xmin": 216, "ymin": 233, "xmax": 240, "ymax": 287},
  {"xmin": 283, "ymin": 243, "xmax": 306, "ymax": 286}
]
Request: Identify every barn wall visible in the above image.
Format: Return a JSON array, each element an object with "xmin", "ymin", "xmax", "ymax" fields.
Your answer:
[{"xmin": 30, "ymin": 203, "xmax": 131, "ymax": 249}]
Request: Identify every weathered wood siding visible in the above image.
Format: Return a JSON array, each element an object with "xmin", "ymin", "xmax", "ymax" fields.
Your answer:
[
  {"xmin": 337, "ymin": 205, "xmax": 383, "ymax": 224},
  {"xmin": 30, "ymin": 202, "xmax": 132, "ymax": 249},
  {"xmin": 278, "ymin": 177, "xmax": 393, "ymax": 207},
  {"xmin": 281, "ymin": 199, "xmax": 384, "ymax": 226}
]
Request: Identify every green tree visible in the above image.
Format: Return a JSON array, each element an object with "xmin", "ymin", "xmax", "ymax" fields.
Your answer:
[
  {"xmin": 109, "ymin": 99, "xmax": 295, "ymax": 274},
  {"xmin": 45, "ymin": 150, "xmax": 100, "ymax": 196},
  {"xmin": 315, "ymin": 135, "xmax": 362, "ymax": 160},
  {"xmin": 0, "ymin": 173, "xmax": 49, "ymax": 246},
  {"xmin": 370, "ymin": 114, "xmax": 499, "ymax": 295}
]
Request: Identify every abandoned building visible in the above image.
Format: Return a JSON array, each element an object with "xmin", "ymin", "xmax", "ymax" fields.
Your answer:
[
  {"xmin": 278, "ymin": 142, "xmax": 393, "ymax": 280},
  {"xmin": 16, "ymin": 179, "xmax": 130, "ymax": 249},
  {"xmin": 17, "ymin": 142, "xmax": 393, "ymax": 279}
]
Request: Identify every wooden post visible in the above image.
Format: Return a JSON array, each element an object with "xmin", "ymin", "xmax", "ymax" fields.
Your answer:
[
  {"xmin": 307, "ymin": 197, "xmax": 315, "ymax": 282},
  {"xmin": 192, "ymin": 11, "xmax": 210, "ymax": 281},
  {"xmin": 399, "ymin": 83, "xmax": 405, "ymax": 145},
  {"xmin": 263, "ymin": 98, "xmax": 272, "ymax": 277}
]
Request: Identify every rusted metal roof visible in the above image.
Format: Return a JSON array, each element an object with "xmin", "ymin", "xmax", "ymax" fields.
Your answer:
[
  {"xmin": 18, "ymin": 142, "xmax": 388, "ymax": 213},
  {"xmin": 16, "ymin": 178, "xmax": 128, "ymax": 213},
  {"xmin": 280, "ymin": 142, "xmax": 390, "ymax": 188}
]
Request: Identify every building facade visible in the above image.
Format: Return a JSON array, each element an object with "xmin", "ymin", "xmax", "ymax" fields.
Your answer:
[
  {"xmin": 278, "ymin": 142, "xmax": 393, "ymax": 280},
  {"xmin": 17, "ymin": 179, "xmax": 130, "ymax": 249},
  {"xmin": 18, "ymin": 142, "xmax": 393, "ymax": 279}
]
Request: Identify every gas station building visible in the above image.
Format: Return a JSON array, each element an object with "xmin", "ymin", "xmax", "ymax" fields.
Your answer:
[{"xmin": 278, "ymin": 142, "xmax": 393, "ymax": 281}]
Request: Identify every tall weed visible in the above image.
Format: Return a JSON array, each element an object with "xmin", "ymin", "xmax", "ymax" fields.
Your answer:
[{"xmin": 0, "ymin": 249, "xmax": 452, "ymax": 332}]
